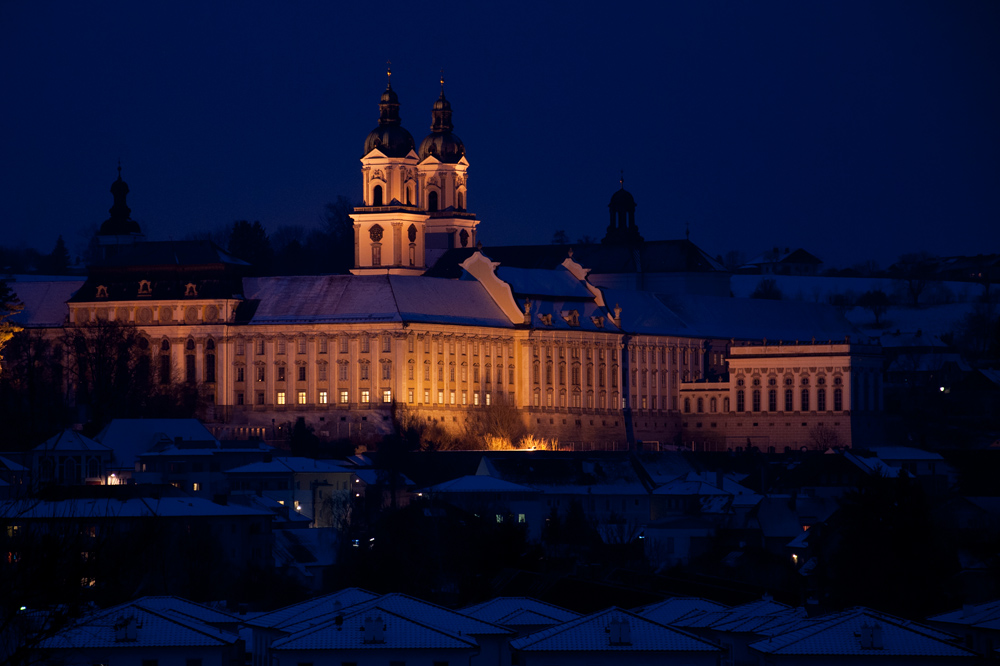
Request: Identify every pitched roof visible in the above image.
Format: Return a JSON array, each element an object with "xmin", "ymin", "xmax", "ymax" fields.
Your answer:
[
  {"xmin": 226, "ymin": 457, "xmax": 352, "ymax": 475},
  {"xmin": 39, "ymin": 602, "xmax": 238, "ymax": 650},
  {"xmin": 132, "ymin": 596, "xmax": 242, "ymax": 625},
  {"xmin": 243, "ymin": 275, "xmax": 514, "ymax": 328},
  {"xmin": 749, "ymin": 608, "xmax": 973, "ymax": 657},
  {"xmin": 245, "ymin": 588, "xmax": 379, "ymax": 629},
  {"xmin": 633, "ymin": 597, "xmax": 730, "ymax": 625},
  {"xmin": 34, "ymin": 429, "xmax": 112, "ymax": 453},
  {"xmin": 270, "ymin": 605, "xmax": 479, "ymax": 652},
  {"xmin": 421, "ymin": 475, "xmax": 540, "ymax": 494},
  {"xmin": 929, "ymin": 599, "xmax": 1000, "ymax": 630},
  {"xmin": 510, "ymin": 607, "xmax": 721, "ymax": 653},
  {"xmin": 7, "ymin": 278, "xmax": 83, "ymax": 327},
  {"xmin": 279, "ymin": 593, "xmax": 513, "ymax": 637},
  {"xmin": 461, "ymin": 597, "xmax": 580, "ymax": 625},
  {"xmin": 94, "ymin": 419, "xmax": 220, "ymax": 470}
]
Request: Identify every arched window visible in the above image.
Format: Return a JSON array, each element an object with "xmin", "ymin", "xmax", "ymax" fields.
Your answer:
[
  {"xmin": 684, "ymin": 398, "xmax": 691, "ymax": 413},
  {"xmin": 768, "ymin": 389, "xmax": 777, "ymax": 412},
  {"xmin": 710, "ymin": 397, "xmax": 718, "ymax": 413},
  {"xmin": 373, "ymin": 184, "xmax": 383, "ymax": 206},
  {"xmin": 736, "ymin": 390, "xmax": 745, "ymax": 412},
  {"xmin": 87, "ymin": 457, "xmax": 100, "ymax": 479},
  {"xmin": 817, "ymin": 388, "xmax": 826, "ymax": 411},
  {"xmin": 428, "ymin": 190, "xmax": 438, "ymax": 212},
  {"xmin": 785, "ymin": 389, "xmax": 794, "ymax": 412},
  {"xmin": 457, "ymin": 191, "xmax": 465, "ymax": 210},
  {"xmin": 752, "ymin": 389, "xmax": 761, "ymax": 411},
  {"xmin": 834, "ymin": 388, "xmax": 843, "ymax": 411},
  {"xmin": 63, "ymin": 458, "xmax": 77, "ymax": 485},
  {"xmin": 801, "ymin": 388, "xmax": 810, "ymax": 411},
  {"xmin": 723, "ymin": 397, "xmax": 730, "ymax": 412},
  {"xmin": 696, "ymin": 397, "xmax": 704, "ymax": 413}
]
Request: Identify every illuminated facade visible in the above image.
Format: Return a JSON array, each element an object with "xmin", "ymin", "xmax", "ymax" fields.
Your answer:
[{"xmin": 18, "ymin": 75, "xmax": 881, "ymax": 451}]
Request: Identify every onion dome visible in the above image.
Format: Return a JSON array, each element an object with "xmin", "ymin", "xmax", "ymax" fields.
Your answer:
[
  {"xmin": 418, "ymin": 76, "xmax": 465, "ymax": 164},
  {"xmin": 98, "ymin": 163, "xmax": 142, "ymax": 236},
  {"xmin": 363, "ymin": 71, "xmax": 415, "ymax": 158}
]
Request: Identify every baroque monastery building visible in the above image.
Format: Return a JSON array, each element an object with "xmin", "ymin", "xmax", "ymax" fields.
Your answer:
[{"xmin": 11, "ymin": 74, "xmax": 882, "ymax": 451}]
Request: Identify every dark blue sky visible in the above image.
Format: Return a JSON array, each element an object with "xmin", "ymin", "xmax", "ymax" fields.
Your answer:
[{"xmin": 2, "ymin": 2, "xmax": 997, "ymax": 269}]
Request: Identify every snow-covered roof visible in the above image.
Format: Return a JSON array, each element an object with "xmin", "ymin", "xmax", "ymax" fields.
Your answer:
[
  {"xmin": 461, "ymin": 597, "xmax": 580, "ymax": 625},
  {"xmin": 7, "ymin": 278, "xmax": 82, "ymax": 327},
  {"xmin": 660, "ymin": 293, "xmax": 859, "ymax": 341},
  {"xmin": 0, "ymin": 497, "xmax": 271, "ymax": 520},
  {"xmin": 0, "ymin": 455, "xmax": 28, "ymax": 471},
  {"xmin": 94, "ymin": 419, "xmax": 220, "ymax": 470},
  {"xmin": 226, "ymin": 457, "xmax": 352, "ymax": 475},
  {"xmin": 270, "ymin": 605, "xmax": 479, "ymax": 652},
  {"xmin": 634, "ymin": 597, "xmax": 730, "ymax": 625},
  {"xmin": 929, "ymin": 599, "xmax": 1000, "ymax": 630},
  {"xmin": 421, "ymin": 475, "xmax": 540, "ymax": 494},
  {"xmin": 749, "ymin": 607, "xmax": 974, "ymax": 658},
  {"xmin": 510, "ymin": 607, "xmax": 721, "ymax": 653},
  {"xmin": 39, "ymin": 602, "xmax": 238, "ymax": 650},
  {"xmin": 279, "ymin": 593, "xmax": 512, "ymax": 637},
  {"xmin": 34, "ymin": 429, "xmax": 112, "ymax": 453},
  {"xmin": 495, "ymin": 265, "xmax": 594, "ymax": 300},
  {"xmin": 870, "ymin": 446, "xmax": 944, "ymax": 462},
  {"xmin": 675, "ymin": 598, "xmax": 797, "ymax": 629},
  {"xmin": 243, "ymin": 275, "xmax": 513, "ymax": 328},
  {"xmin": 133, "ymin": 596, "xmax": 242, "ymax": 625},
  {"xmin": 245, "ymin": 588, "xmax": 379, "ymax": 629}
]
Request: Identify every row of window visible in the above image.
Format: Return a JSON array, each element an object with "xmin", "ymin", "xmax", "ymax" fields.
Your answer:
[
  {"xmin": 736, "ymin": 376, "xmax": 842, "ymax": 387},
  {"xmin": 234, "ymin": 389, "xmax": 503, "ymax": 407},
  {"xmin": 727, "ymin": 388, "xmax": 845, "ymax": 413},
  {"xmin": 233, "ymin": 335, "xmax": 512, "ymax": 357},
  {"xmin": 234, "ymin": 361, "xmax": 516, "ymax": 384}
]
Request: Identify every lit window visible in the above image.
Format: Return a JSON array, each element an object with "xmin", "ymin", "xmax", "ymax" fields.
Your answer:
[
  {"xmin": 297, "ymin": 391, "xmax": 307, "ymax": 405},
  {"xmin": 438, "ymin": 390, "xmax": 444, "ymax": 404},
  {"xmin": 408, "ymin": 389, "xmax": 414, "ymax": 403},
  {"xmin": 485, "ymin": 392, "xmax": 491, "ymax": 406},
  {"xmin": 192, "ymin": 482, "xmax": 201, "ymax": 492},
  {"xmin": 361, "ymin": 390, "xmax": 370, "ymax": 403},
  {"xmin": 450, "ymin": 390, "xmax": 456, "ymax": 404},
  {"xmin": 319, "ymin": 391, "xmax": 328, "ymax": 404},
  {"xmin": 424, "ymin": 389, "xmax": 430, "ymax": 403},
  {"xmin": 340, "ymin": 390, "xmax": 349, "ymax": 404},
  {"xmin": 277, "ymin": 391, "xmax": 286, "ymax": 405},
  {"xmin": 382, "ymin": 389, "xmax": 392, "ymax": 403}
]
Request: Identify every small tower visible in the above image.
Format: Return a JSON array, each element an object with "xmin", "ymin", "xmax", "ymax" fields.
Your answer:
[
  {"xmin": 96, "ymin": 163, "xmax": 145, "ymax": 260},
  {"xmin": 417, "ymin": 72, "xmax": 479, "ymax": 266},
  {"xmin": 602, "ymin": 176, "xmax": 643, "ymax": 245},
  {"xmin": 352, "ymin": 66, "xmax": 427, "ymax": 275}
]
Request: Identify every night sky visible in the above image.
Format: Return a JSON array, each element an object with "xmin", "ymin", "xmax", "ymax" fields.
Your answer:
[{"xmin": 2, "ymin": 2, "xmax": 997, "ymax": 270}]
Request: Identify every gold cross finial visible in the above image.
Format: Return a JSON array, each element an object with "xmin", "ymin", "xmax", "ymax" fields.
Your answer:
[
  {"xmin": 620, "ymin": 170, "xmax": 624, "ymax": 189},
  {"xmin": 386, "ymin": 60, "xmax": 392, "ymax": 88},
  {"xmin": 440, "ymin": 68, "xmax": 445, "ymax": 93}
]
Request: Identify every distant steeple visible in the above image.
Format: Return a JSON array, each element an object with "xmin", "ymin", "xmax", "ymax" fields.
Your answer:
[
  {"xmin": 602, "ymin": 175, "xmax": 643, "ymax": 245},
  {"xmin": 99, "ymin": 162, "xmax": 142, "ymax": 237}
]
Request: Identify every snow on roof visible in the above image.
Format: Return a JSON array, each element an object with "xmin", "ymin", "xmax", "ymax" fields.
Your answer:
[
  {"xmin": 243, "ymin": 275, "xmax": 513, "ymax": 328},
  {"xmin": 870, "ymin": 446, "xmax": 944, "ymax": 461},
  {"xmin": 274, "ymin": 528, "xmax": 339, "ymax": 571},
  {"xmin": 246, "ymin": 588, "xmax": 379, "ymax": 629},
  {"xmin": 660, "ymin": 293, "xmax": 859, "ymax": 341},
  {"xmin": 133, "ymin": 596, "xmax": 242, "ymax": 625},
  {"xmin": 226, "ymin": 457, "xmax": 352, "ymax": 475},
  {"xmin": 675, "ymin": 598, "xmax": 797, "ymax": 630},
  {"xmin": 849, "ymin": 301, "xmax": 981, "ymax": 340},
  {"xmin": 7, "ymin": 278, "xmax": 82, "ymax": 327},
  {"xmin": 34, "ymin": 429, "xmax": 112, "ymax": 453},
  {"xmin": 0, "ymin": 455, "xmax": 28, "ymax": 471},
  {"xmin": 0, "ymin": 497, "xmax": 271, "ymax": 520},
  {"xmin": 600, "ymin": 288, "xmax": 694, "ymax": 336},
  {"xmin": 633, "ymin": 598, "xmax": 730, "ymax": 625},
  {"xmin": 421, "ymin": 475, "xmax": 540, "ymax": 494},
  {"xmin": 94, "ymin": 419, "xmax": 219, "ymax": 470},
  {"xmin": 749, "ymin": 607, "xmax": 974, "ymax": 657},
  {"xmin": 270, "ymin": 605, "xmax": 479, "ymax": 652},
  {"xmin": 510, "ymin": 607, "xmax": 721, "ymax": 653},
  {"xmin": 495, "ymin": 265, "xmax": 593, "ymax": 300},
  {"xmin": 461, "ymin": 598, "xmax": 580, "ymax": 625},
  {"xmin": 485, "ymin": 454, "xmax": 648, "ymax": 495},
  {"xmin": 929, "ymin": 599, "xmax": 1000, "ymax": 629},
  {"xmin": 525, "ymin": 297, "xmax": 617, "ymax": 332},
  {"xmin": 39, "ymin": 602, "xmax": 238, "ymax": 650}
]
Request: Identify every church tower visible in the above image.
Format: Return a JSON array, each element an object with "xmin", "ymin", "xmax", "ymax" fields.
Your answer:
[
  {"xmin": 602, "ymin": 177, "xmax": 643, "ymax": 245},
  {"xmin": 417, "ymin": 74, "xmax": 479, "ymax": 264},
  {"xmin": 352, "ymin": 67, "xmax": 428, "ymax": 275},
  {"xmin": 96, "ymin": 163, "xmax": 145, "ymax": 260},
  {"xmin": 351, "ymin": 70, "xmax": 479, "ymax": 274}
]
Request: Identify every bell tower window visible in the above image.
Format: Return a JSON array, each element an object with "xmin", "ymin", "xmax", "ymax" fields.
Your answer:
[
  {"xmin": 457, "ymin": 191, "xmax": 465, "ymax": 210},
  {"xmin": 406, "ymin": 185, "xmax": 412, "ymax": 205},
  {"xmin": 428, "ymin": 190, "xmax": 438, "ymax": 212},
  {"xmin": 373, "ymin": 184, "xmax": 383, "ymax": 206}
]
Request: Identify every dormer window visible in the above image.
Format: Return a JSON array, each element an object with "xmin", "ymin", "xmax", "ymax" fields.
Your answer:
[
  {"xmin": 537, "ymin": 313, "xmax": 553, "ymax": 326},
  {"xmin": 138, "ymin": 280, "xmax": 152, "ymax": 296},
  {"xmin": 372, "ymin": 184, "xmax": 383, "ymax": 206},
  {"xmin": 184, "ymin": 283, "xmax": 198, "ymax": 297},
  {"xmin": 95, "ymin": 285, "xmax": 108, "ymax": 299}
]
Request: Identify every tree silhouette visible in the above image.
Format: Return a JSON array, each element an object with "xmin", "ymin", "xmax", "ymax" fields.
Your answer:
[
  {"xmin": 857, "ymin": 289, "xmax": 891, "ymax": 326},
  {"xmin": 228, "ymin": 220, "xmax": 273, "ymax": 275}
]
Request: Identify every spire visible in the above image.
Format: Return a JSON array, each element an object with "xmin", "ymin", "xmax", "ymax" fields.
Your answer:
[
  {"xmin": 430, "ymin": 70, "xmax": 453, "ymax": 133},
  {"xmin": 99, "ymin": 162, "xmax": 141, "ymax": 237},
  {"xmin": 620, "ymin": 170, "xmax": 624, "ymax": 189},
  {"xmin": 378, "ymin": 61, "xmax": 401, "ymax": 126}
]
